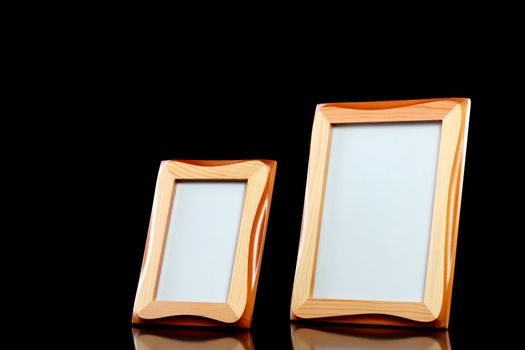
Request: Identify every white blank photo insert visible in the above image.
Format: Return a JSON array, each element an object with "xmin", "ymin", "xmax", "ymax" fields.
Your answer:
[
  {"xmin": 313, "ymin": 122, "xmax": 442, "ymax": 302},
  {"xmin": 157, "ymin": 181, "xmax": 246, "ymax": 302}
]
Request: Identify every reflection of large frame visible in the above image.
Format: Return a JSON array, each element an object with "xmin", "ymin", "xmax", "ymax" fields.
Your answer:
[
  {"xmin": 291, "ymin": 99, "xmax": 470, "ymax": 328},
  {"xmin": 133, "ymin": 160, "xmax": 277, "ymax": 328},
  {"xmin": 291, "ymin": 325, "xmax": 450, "ymax": 350}
]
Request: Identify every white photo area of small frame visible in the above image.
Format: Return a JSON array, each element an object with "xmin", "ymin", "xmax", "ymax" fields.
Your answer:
[
  {"xmin": 133, "ymin": 160, "xmax": 276, "ymax": 328},
  {"xmin": 291, "ymin": 99, "xmax": 470, "ymax": 328},
  {"xmin": 156, "ymin": 181, "xmax": 247, "ymax": 303}
]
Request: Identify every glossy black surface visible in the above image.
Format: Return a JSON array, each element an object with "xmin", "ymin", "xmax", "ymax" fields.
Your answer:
[{"xmin": 132, "ymin": 326, "xmax": 452, "ymax": 349}]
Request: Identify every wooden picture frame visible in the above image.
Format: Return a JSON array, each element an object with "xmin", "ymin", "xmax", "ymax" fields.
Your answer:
[
  {"xmin": 133, "ymin": 160, "xmax": 277, "ymax": 328},
  {"xmin": 291, "ymin": 99, "xmax": 470, "ymax": 328}
]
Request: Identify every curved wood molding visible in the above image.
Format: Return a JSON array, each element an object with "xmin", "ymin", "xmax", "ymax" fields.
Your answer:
[
  {"xmin": 132, "ymin": 160, "xmax": 277, "ymax": 328},
  {"xmin": 137, "ymin": 301, "xmax": 240, "ymax": 322},
  {"xmin": 291, "ymin": 99, "xmax": 470, "ymax": 327}
]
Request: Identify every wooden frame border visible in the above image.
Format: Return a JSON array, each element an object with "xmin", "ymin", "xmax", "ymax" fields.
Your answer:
[
  {"xmin": 291, "ymin": 99, "xmax": 470, "ymax": 328},
  {"xmin": 132, "ymin": 160, "xmax": 277, "ymax": 328}
]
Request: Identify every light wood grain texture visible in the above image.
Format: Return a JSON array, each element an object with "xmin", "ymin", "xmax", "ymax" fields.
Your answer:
[
  {"xmin": 320, "ymin": 100, "xmax": 458, "ymax": 124},
  {"xmin": 297, "ymin": 299, "xmax": 435, "ymax": 322},
  {"xmin": 291, "ymin": 325, "xmax": 450, "ymax": 350},
  {"xmin": 423, "ymin": 103, "xmax": 463, "ymax": 318},
  {"xmin": 132, "ymin": 160, "xmax": 277, "ymax": 328},
  {"xmin": 293, "ymin": 113, "xmax": 332, "ymax": 312},
  {"xmin": 291, "ymin": 98, "xmax": 470, "ymax": 328},
  {"xmin": 138, "ymin": 301, "xmax": 239, "ymax": 321}
]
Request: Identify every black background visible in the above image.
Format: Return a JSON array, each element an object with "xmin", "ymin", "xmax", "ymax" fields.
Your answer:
[{"xmin": 40, "ymin": 44, "xmax": 521, "ymax": 348}]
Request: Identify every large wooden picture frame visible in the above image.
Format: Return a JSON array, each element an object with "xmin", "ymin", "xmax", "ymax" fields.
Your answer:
[
  {"xmin": 133, "ymin": 160, "xmax": 277, "ymax": 328},
  {"xmin": 291, "ymin": 99, "xmax": 470, "ymax": 328}
]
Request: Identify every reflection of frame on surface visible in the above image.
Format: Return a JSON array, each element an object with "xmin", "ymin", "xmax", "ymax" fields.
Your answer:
[
  {"xmin": 291, "ymin": 99, "xmax": 470, "ymax": 328},
  {"xmin": 133, "ymin": 328, "xmax": 254, "ymax": 350},
  {"xmin": 291, "ymin": 325, "xmax": 450, "ymax": 350},
  {"xmin": 133, "ymin": 160, "xmax": 276, "ymax": 328}
]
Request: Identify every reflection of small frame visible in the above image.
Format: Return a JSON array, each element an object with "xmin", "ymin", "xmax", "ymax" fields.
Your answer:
[
  {"xmin": 133, "ymin": 160, "xmax": 276, "ymax": 328},
  {"xmin": 133, "ymin": 328, "xmax": 254, "ymax": 350},
  {"xmin": 291, "ymin": 99, "xmax": 470, "ymax": 328}
]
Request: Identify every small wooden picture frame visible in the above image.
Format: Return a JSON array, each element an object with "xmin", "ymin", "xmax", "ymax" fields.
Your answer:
[
  {"xmin": 133, "ymin": 160, "xmax": 276, "ymax": 328},
  {"xmin": 291, "ymin": 99, "xmax": 470, "ymax": 328}
]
